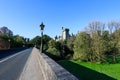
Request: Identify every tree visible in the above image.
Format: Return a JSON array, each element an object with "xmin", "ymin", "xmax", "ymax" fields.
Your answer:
[
  {"xmin": 101, "ymin": 31, "xmax": 111, "ymax": 55},
  {"xmin": 111, "ymin": 30, "xmax": 120, "ymax": 63},
  {"xmin": 46, "ymin": 39, "xmax": 61, "ymax": 61},
  {"xmin": 84, "ymin": 21, "xmax": 106, "ymax": 63},
  {"xmin": 0, "ymin": 37, "xmax": 9, "ymax": 49},
  {"xmin": 67, "ymin": 34, "xmax": 75, "ymax": 51},
  {"xmin": 91, "ymin": 30, "xmax": 108, "ymax": 63},
  {"xmin": 46, "ymin": 39, "xmax": 71, "ymax": 60},
  {"xmin": 11, "ymin": 35, "xmax": 26, "ymax": 48},
  {"xmin": 29, "ymin": 36, "xmax": 41, "ymax": 48},
  {"xmin": 0, "ymin": 26, "xmax": 13, "ymax": 36},
  {"xmin": 73, "ymin": 32, "xmax": 91, "ymax": 61},
  {"xmin": 47, "ymin": 47, "xmax": 61, "ymax": 57},
  {"xmin": 29, "ymin": 34, "xmax": 51, "ymax": 51},
  {"xmin": 42, "ymin": 34, "xmax": 52, "ymax": 51},
  {"xmin": 85, "ymin": 21, "xmax": 105, "ymax": 36},
  {"xmin": 107, "ymin": 21, "xmax": 120, "ymax": 33},
  {"xmin": 107, "ymin": 21, "xmax": 120, "ymax": 63}
]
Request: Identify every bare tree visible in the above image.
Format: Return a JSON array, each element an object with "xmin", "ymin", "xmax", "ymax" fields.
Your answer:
[
  {"xmin": 108, "ymin": 21, "xmax": 117, "ymax": 34},
  {"xmin": 85, "ymin": 21, "xmax": 105, "ymax": 36},
  {"xmin": 0, "ymin": 26, "xmax": 13, "ymax": 36},
  {"xmin": 115, "ymin": 21, "xmax": 120, "ymax": 30}
]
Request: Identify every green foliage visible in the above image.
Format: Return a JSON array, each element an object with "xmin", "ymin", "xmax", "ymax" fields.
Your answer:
[
  {"xmin": 67, "ymin": 36, "xmax": 75, "ymax": 49},
  {"xmin": 29, "ymin": 36, "xmax": 41, "ymax": 48},
  {"xmin": 0, "ymin": 34, "xmax": 29, "ymax": 49},
  {"xmin": 66, "ymin": 35, "xmax": 75, "ymax": 55},
  {"xmin": 65, "ymin": 54, "xmax": 73, "ymax": 60},
  {"xmin": 48, "ymin": 39, "xmax": 56, "ymax": 48},
  {"xmin": 0, "ymin": 34, "xmax": 9, "ymax": 40},
  {"xmin": 47, "ymin": 40, "xmax": 61, "ymax": 57},
  {"xmin": 46, "ymin": 39, "xmax": 73, "ymax": 60},
  {"xmin": 29, "ymin": 34, "xmax": 51, "ymax": 51},
  {"xmin": 10, "ymin": 35, "xmax": 27, "ymax": 48},
  {"xmin": 47, "ymin": 47, "xmax": 61, "ymax": 57},
  {"xmin": 73, "ymin": 30, "xmax": 115, "ymax": 63},
  {"xmin": 92, "ymin": 31, "xmax": 108, "ymax": 63},
  {"xmin": 73, "ymin": 32, "xmax": 91, "ymax": 61},
  {"xmin": 46, "ymin": 39, "xmax": 62, "ymax": 61},
  {"xmin": 73, "ymin": 21, "xmax": 120, "ymax": 63},
  {"xmin": 42, "ymin": 35, "xmax": 52, "ymax": 51}
]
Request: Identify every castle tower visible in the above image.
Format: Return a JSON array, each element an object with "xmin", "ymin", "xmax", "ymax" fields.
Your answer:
[{"xmin": 62, "ymin": 27, "xmax": 69, "ymax": 40}]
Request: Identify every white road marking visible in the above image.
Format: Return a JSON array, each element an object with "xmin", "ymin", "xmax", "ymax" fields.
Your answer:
[{"xmin": 0, "ymin": 49, "xmax": 29, "ymax": 63}]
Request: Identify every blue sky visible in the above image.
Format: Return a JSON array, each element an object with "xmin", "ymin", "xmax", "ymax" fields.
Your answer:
[{"xmin": 0, "ymin": 0, "xmax": 120, "ymax": 39}]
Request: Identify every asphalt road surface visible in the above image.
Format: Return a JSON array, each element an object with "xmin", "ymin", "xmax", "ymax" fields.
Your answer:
[
  {"xmin": 0, "ymin": 47, "xmax": 28, "ymax": 59},
  {"xmin": 0, "ymin": 47, "xmax": 33, "ymax": 80}
]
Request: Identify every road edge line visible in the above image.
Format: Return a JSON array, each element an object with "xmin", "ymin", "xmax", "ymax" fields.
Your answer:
[
  {"xmin": 0, "ymin": 49, "xmax": 29, "ymax": 63},
  {"xmin": 17, "ymin": 48, "xmax": 33, "ymax": 80}
]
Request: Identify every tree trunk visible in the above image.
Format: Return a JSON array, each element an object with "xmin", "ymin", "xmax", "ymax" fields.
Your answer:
[
  {"xmin": 113, "ymin": 43, "xmax": 117, "ymax": 63},
  {"xmin": 113, "ymin": 49, "xmax": 117, "ymax": 63},
  {"xmin": 113, "ymin": 53, "xmax": 116, "ymax": 63}
]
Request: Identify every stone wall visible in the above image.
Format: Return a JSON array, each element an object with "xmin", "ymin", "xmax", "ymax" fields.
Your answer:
[{"xmin": 19, "ymin": 47, "xmax": 79, "ymax": 80}]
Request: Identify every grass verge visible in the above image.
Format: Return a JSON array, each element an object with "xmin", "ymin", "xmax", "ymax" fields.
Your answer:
[{"xmin": 58, "ymin": 60, "xmax": 119, "ymax": 80}]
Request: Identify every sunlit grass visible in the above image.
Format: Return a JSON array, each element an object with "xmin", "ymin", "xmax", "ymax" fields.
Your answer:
[{"xmin": 58, "ymin": 60, "xmax": 120, "ymax": 80}]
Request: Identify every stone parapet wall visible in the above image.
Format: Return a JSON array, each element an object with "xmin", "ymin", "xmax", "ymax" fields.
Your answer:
[{"xmin": 19, "ymin": 47, "xmax": 79, "ymax": 80}]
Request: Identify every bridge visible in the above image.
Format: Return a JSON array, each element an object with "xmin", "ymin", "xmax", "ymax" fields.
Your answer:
[{"xmin": 0, "ymin": 47, "xmax": 78, "ymax": 80}]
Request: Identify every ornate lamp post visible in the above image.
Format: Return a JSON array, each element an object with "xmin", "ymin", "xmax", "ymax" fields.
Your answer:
[{"xmin": 40, "ymin": 22, "xmax": 45, "ymax": 53}]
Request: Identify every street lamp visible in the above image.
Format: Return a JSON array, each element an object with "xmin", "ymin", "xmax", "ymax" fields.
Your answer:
[{"xmin": 40, "ymin": 22, "xmax": 45, "ymax": 53}]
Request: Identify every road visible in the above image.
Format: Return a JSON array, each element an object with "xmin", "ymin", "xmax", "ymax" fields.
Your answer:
[
  {"xmin": 0, "ymin": 48, "xmax": 33, "ymax": 80},
  {"xmin": 0, "ymin": 48, "xmax": 28, "ymax": 59}
]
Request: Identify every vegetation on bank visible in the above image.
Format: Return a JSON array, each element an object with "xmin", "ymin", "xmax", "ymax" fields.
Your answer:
[
  {"xmin": 0, "ymin": 26, "xmax": 30, "ymax": 49},
  {"xmin": 29, "ymin": 20, "xmax": 120, "ymax": 64},
  {"xmin": 58, "ymin": 60, "xmax": 119, "ymax": 80},
  {"xmin": 29, "ymin": 34, "xmax": 75, "ymax": 61},
  {"xmin": 1, "ymin": 21, "xmax": 120, "ymax": 80},
  {"xmin": 43, "ymin": 20, "xmax": 120, "ymax": 80},
  {"xmin": 1, "ymin": 20, "xmax": 120, "ymax": 64},
  {"xmin": 73, "ymin": 21, "xmax": 120, "ymax": 63},
  {"xmin": 0, "ymin": 34, "xmax": 30, "ymax": 49}
]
